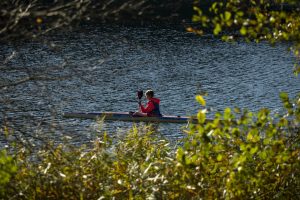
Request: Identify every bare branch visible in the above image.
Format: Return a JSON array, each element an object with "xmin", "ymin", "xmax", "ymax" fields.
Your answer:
[{"xmin": 0, "ymin": 74, "xmax": 72, "ymax": 90}]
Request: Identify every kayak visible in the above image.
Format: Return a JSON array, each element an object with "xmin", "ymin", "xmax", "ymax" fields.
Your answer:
[{"xmin": 63, "ymin": 112, "xmax": 198, "ymax": 124}]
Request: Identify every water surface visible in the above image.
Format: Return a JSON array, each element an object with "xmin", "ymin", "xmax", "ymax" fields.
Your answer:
[{"xmin": 1, "ymin": 24, "xmax": 299, "ymax": 143}]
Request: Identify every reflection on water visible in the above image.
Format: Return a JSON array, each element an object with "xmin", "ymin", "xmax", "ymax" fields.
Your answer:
[{"xmin": 0, "ymin": 24, "xmax": 299, "ymax": 143}]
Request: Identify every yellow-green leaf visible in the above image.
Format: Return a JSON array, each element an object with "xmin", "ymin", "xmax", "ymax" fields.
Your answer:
[
  {"xmin": 240, "ymin": 26, "xmax": 247, "ymax": 35},
  {"xmin": 197, "ymin": 110, "xmax": 206, "ymax": 124},
  {"xmin": 196, "ymin": 95, "xmax": 206, "ymax": 106},
  {"xmin": 214, "ymin": 23, "xmax": 222, "ymax": 35},
  {"xmin": 225, "ymin": 11, "xmax": 231, "ymax": 21},
  {"xmin": 224, "ymin": 108, "xmax": 231, "ymax": 120},
  {"xmin": 217, "ymin": 154, "xmax": 223, "ymax": 161}
]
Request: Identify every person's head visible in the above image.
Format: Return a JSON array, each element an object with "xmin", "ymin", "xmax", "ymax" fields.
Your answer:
[{"xmin": 145, "ymin": 90, "xmax": 154, "ymax": 99}]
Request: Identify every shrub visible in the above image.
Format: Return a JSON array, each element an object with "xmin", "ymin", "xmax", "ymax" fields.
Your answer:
[
  {"xmin": 175, "ymin": 92, "xmax": 300, "ymax": 199},
  {"xmin": 2, "ymin": 93, "xmax": 300, "ymax": 199},
  {"xmin": 0, "ymin": 150, "xmax": 17, "ymax": 196}
]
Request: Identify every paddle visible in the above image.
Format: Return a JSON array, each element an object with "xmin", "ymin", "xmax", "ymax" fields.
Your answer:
[
  {"xmin": 129, "ymin": 90, "xmax": 143, "ymax": 116},
  {"xmin": 137, "ymin": 90, "xmax": 143, "ymax": 106}
]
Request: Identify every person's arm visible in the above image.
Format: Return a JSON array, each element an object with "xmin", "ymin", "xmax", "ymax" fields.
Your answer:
[{"xmin": 139, "ymin": 101, "xmax": 154, "ymax": 113}]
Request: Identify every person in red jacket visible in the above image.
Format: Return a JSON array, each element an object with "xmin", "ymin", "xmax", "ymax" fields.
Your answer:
[{"xmin": 133, "ymin": 90, "xmax": 162, "ymax": 117}]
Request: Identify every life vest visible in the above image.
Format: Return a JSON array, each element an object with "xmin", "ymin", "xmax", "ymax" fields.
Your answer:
[{"xmin": 148, "ymin": 100, "xmax": 162, "ymax": 117}]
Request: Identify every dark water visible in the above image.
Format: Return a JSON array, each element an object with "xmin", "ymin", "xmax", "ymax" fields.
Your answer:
[{"xmin": 1, "ymin": 24, "xmax": 299, "ymax": 143}]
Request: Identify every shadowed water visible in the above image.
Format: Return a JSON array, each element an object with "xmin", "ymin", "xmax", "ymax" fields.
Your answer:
[{"xmin": 1, "ymin": 24, "xmax": 299, "ymax": 143}]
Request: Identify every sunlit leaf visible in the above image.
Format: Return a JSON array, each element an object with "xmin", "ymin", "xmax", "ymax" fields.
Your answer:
[
  {"xmin": 217, "ymin": 154, "xmax": 223, "ymax": 161},
  {"xmin": 214, "ymin": 23, "xmax": 222, "ymax": 35},
  {"xmin": 197, "ymin": 110, "xmax": 206, "ymax": 124},
  {"xmin": 250, "ymin": 146, "xmax": 258, "ymax": 154},
  {"xmin": 196, "ymin": 95, "xmax": 206, "ymax": 106},
  {"xmin": 240, "ymin": 26, "xmax": 247, "ymax": 35},
  {"xmin": 225, "ymin": 11, "xmax": 231, "ymax": 21},
  {"xmin": 224, "ymin": 108, "xmax": 231, "ymax": 120}
]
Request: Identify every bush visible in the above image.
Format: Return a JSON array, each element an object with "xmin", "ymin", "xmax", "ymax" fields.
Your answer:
[
  {"xmin": 175, "ymin": 92, "xmax": 300, "ymax": 199},
  {"xmin": 2, "ymin": 93, "xmax": 300, "ymax": 199},
  {"xmin": 0, "ymin": 150, "xmax": 17, "ymax": 196}
]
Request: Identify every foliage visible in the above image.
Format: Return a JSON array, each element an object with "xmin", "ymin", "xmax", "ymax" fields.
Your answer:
[
  {"xmin": 0, "ymin": 0, "xmax": 186, "ymax": 42},
  {"xmin": 1, "ymin": 1, "xmax": 299, "ymax": 199},
  {"xmin": 0, "ymin": 0, "xmax": 91, "ymax": 42},
  {"xmin": 1, "ymin": 94, "xmax": 299, "ymax": 199},
  {"xmin": 190, "ymin": 0, "xmax": 300, "ymax": 75},
  {"xmin": 176, "ymin": 93, "xmax": 300, "ymax": 199},
  {"xmin": 2, "ymin": 126, "xmax": 174, "ymax": 199},
  {"xmin": 0, "ymin": 150, "xmax": 17, "ymax": 196}
]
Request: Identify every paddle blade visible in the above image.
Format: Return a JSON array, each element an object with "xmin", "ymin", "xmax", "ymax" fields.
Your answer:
[{"xmin": 137, "ymin": 90, "xmax": 143, "ymax": 99}]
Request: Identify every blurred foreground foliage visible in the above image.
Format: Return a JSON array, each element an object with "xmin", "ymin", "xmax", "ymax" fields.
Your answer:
[
  {"xmin": 191, "ymin": 0, "xmax": 300, "ymax": 75},
  {"xmin": 1, "ymin": 93, "xmax": 299, "ymax": 199}
]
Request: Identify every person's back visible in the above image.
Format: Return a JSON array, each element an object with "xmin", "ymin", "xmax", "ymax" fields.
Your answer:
[
  {"xmin": 145, "ymin": 96, "xmax": 161, "ymax": 117},
  {"xmin": 133, "ymin": 90, "xmax": 162, "ymax": 117}
]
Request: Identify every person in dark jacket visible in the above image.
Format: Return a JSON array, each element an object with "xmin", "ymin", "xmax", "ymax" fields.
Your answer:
[{"xmin": 133, "ymin": 90, "xmax": 162, "ymax": 117}]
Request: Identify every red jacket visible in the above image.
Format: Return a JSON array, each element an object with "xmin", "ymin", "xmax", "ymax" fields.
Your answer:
[{"xmin": 140, "ymin": 98, "xmax": 160, "ymax": 114}]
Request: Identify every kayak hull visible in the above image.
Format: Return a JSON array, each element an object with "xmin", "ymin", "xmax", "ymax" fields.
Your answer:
[{"xmin": 63, "ymin": 112, "xmax": 197, "ymax": 124}]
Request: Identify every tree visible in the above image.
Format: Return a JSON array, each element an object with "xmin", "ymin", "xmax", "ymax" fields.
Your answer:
[
  {"xmin": 190, "ymin": 0, "xmax": 300, "ymax": 75},
  {"xmin": 0, "ymin": 0, "xmax": 90, "ymax": 42},
  {"xmin": 0, "ymin": 0, "xmax": 186, "ymax": 42}
]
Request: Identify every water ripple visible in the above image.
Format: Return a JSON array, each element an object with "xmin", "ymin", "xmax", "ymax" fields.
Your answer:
[{"xmin": 0, "ymin": 24, "xmax": 299, "ymax": 142}]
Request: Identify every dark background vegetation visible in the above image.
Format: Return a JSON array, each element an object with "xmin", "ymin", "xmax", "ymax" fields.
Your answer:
[
  {"xmin": 0, "ymin": 0, "xmax": 193, "ymax": 42},
  {"xmin": 2, "ymin": 0, "xmax": 300, "ymax": 42}
]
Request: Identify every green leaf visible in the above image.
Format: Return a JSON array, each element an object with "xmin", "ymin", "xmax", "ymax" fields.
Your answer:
[
  {"xmin": 225, "ymin": 11, "xmax": 231, "ymax": 21},
  {"xmin": 186, "ymin": 155, "xmax": 198, "ymax": 165},
  {"xmin": 217, "ymin": 154, "xmax": 223, "ymax": 161},
  {"xmin": 263, "ymin": 138, "xmax": 271, "ymax": 145},
  {"xmin": 259, "ymin": 151, "xmax": 267, "ymax": 159},
  {"xmin": 176, "ymin": 147, "xmax": 184, "ymax": 162},
  {"xmin": 250, "ymin": 146, "xmax": 258, "ymax": 154},
  {"xmin": 192, "ymin": 15, "xmax": 201, "ymax": 22},
  {"xmin": 197, "ymin": 110, "xmax": 206, "ymax": 124},
  {"xmin": 196, "ymin": 95, "xmax": 206, "ymax": 106},
  {"xmin": 240, "ymin": 26, "xmax": 247, "ymax": 35},
  {"xmin": 279, "ymin": 92, "xmax": 289, "ymax": 102},
  {"xmin": 193, "ymin": 6, "xmax": 202, "ymax": 15},
  {"xmin": 214, "ymin": 23, "xmax": 222, "ymax": 35},
  {"xmin": 269, "ymin": 16, "xmax": 275, "ymax": 23},
  {"xmin": 212, "ymin": 2, "xmax": 217, "ymax": 10},
  {"xmin": 224, "ymin": 108, "xmax": 231, "ymax": 120},
  {"xmin": 247, "ymin": 129, "xmax": 260, "ymax": 143},
  {"xmin": 237, "ymin": 11, "xmax": 244, "ymax": 17}
]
